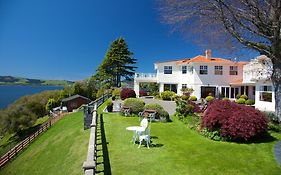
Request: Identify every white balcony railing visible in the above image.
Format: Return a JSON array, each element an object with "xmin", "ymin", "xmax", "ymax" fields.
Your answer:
[{"xmin": 134, "ymin": 73, "xmax": 157, "ymax": 82}]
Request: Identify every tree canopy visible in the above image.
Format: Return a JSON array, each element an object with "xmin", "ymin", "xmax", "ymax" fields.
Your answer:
[{"xmin": 96, "ymin": 38, "xmax": 137, "ymax": 87}]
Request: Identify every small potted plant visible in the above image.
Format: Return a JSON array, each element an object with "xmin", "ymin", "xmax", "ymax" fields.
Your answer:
[{"xmin": 106, "ymin": 100, "xmax": 113, "ymax": 112}]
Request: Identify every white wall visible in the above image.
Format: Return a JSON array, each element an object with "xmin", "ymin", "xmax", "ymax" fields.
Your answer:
[
  {"xmin": 255, "ymin": 82, "xmax": 275, "ymax": 112},
  {"xmin": 192, "ymin": 62, "xmax": 243, "ymax": 86}
]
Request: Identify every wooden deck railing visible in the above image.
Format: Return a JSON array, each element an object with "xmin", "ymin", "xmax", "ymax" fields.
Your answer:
[
  {"xmin": 0, "ymin": 113, "xmax": 66, "ymax": 168},
  {"xmin": 83, "ymin": 94, "xmax": 110, "ymax": 175}
]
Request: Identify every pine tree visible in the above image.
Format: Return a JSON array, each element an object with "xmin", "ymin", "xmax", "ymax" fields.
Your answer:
[{"xmin": 96, "ymin": 38, "xmax": 137, "ymax": 87}]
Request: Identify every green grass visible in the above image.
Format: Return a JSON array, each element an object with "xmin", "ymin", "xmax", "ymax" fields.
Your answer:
[
  {"xmin": 101, "ymin": 113, "xmax": 281, "ymax": 175},
  {"xmin": 0, "ymin": 116, "xmax": 50, "ymax": 157},
  {"xmin": 0, "ymin": 112, "xmax": 90, "ymax": 175}
]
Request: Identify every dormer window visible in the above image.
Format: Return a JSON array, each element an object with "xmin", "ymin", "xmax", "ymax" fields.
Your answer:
[
  {"xmin": 230, "ymin": 66, "xmax": 238, "ymax": 75},
  {"xmin": 214, "ymin": 66, "xmax": 223, "ymax": 75},
  {"xmin": 164, "ymin": 66, "xmax": 172, "ymax": 74},
  {"xmin": 200, "ymin": 65, "xmax": 208, "ymax": 75},
  {"xmin": 182, "ymin": 66, "xmax": 187, "ymax": 74}
]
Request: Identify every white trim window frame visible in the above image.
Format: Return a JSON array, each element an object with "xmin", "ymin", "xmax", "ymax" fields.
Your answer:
[
  {"xmin": 199, "ymin": 65, "xmax": 208, "ymax": 75},
  {"xmin": 259, "ymin": 85, "xmax": 273, "ymax": 102},
  {"xmin": 230, "ymin": 66, "xmax": 238, "ymax": 75},
  {"xmin": 214, "ymin": 66, "xmax": 223, "ymax": 75},
  {"xmin": 164, "ymin": 66, "xmax": 172, "ymax": 74},
  {"xmin": 182, "ymin": 84, "xmax": 187, "ymax": 89},
  {"xmin": 182, "ymin": 66, "xmax": 187, "ymax": 74}
]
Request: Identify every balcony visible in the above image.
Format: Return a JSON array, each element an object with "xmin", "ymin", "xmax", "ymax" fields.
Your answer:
[{"xmin": 134, "ymin": 73, "xmax": 157, "ymax": 82}]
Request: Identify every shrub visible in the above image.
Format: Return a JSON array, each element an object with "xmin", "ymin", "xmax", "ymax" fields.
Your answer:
[
  {"xmin": 112, "ymin": 88, "xmax": 121, "ymax": 97},
  {"xmin": 240, "ymin": 94, "xmax": 248, "ymax": 100},
  {"xmin": 202, "ymin": 100, "xmax": 268, "ymax": 141},
  {"xmin": 120, "ymin": 88, "xmax": 136, "ymax": 100},
  {"xmin": 189, "ymin": 96, "xmax": 197, "ymax": 101},
  {"xmin": 176, "ymin": 99, "xmax": 200, "ymax": 117},
  {"xmin": 106, "ymin": 100, "xmax": 113, "ymax": 107},
  {"xmin": 96, "ymin": 88, "xmax": 105, "ymax": 98},
  {"xmin": 172, "ymin": 94, "xmax": 179, "ymax": 101},
  {"xmin": 181, "ymin": 95, "xmax": 189, "ymax": 101},
  {"xmin": 222, "ymin": 97, "xmax": 229, "ymax": 100},
  {"xmin": 160, "ymin": 91, "xmax": 176, "ymax": 101},
  {"xmin": 123, "ymin": 98, "xmax": 145, "ymax": 114},
  {"xmin": 236, "ymin": 98, "xmax": 246, "ymax": 104},
  {"xmin": 205, "ymin": 96, "xmax": 214, "ymax": 102},
  {"xmin": 245, "ymin": 99, "xmax": 255, "ymax": 105},
  {"xmin": 139, "ymin": 90, "xmax": 148, "ymax": 97},
  {"xmin": 236, "ymin": 94, "xmax": 241, "ymax": 99},
  {"xmin": 144, "ymin": 103, "xmax": 170, "ymax": 121}
]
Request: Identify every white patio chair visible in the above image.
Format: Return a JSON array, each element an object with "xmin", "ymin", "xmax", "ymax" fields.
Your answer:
[{"xmin": 138, "ymin": 126, "xmax": 151, "ymax": 149}]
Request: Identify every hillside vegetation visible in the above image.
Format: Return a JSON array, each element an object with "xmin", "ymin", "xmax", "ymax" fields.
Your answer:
[{"xmin": 0, "ymin": 76, "xmax": 73, "ymax": 86}]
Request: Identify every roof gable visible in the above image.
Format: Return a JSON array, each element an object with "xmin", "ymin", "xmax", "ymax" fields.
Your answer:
[{"xmin": 62, "ymin": 94, "xmax": 91, "ymax": 102}]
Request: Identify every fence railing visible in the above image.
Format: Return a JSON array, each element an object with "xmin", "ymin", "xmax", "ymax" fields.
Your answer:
[
  {"xmin": 0, "ymin": 113, "xmax": 66, "ymax": 168},
  {"xmin": 83, "ymin": 93, "xmax": 110, "ymax": 175}
]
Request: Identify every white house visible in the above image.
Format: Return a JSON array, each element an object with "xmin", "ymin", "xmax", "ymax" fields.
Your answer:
[
  {"xmin": 134, "ymin": 50, "xmax": 275, "ymax": 112},
  {"xmin": 135, "ymin": 50, "xmax": 249, "ymax": 98},
  {"xmin": 242, "ymin": 55, "xmax": 274, "ymax": 111}
]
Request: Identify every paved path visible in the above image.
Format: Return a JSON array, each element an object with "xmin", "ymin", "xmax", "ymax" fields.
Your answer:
[
  {"xmin": 113, "ymin": 98, "xmax": 176, "ymax": 115},
  {"xmin": 274, "ymin": 141, "xmax": 281, "ymax": 165},
  {"xmin": 139, "ymin": 97, "xmax": 176, "ymax": 115}
]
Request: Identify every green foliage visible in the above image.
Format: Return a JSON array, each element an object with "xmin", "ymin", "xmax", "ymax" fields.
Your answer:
[
  {"xmin": 236, "ymin": 94, "xmax": 241, "ymax": 99},
  {"xmin": 144, "ymin": 103, "xmax": 170, "ymax": 121},
  {"xmin": 96, "ymin": 88, "xmax": 105, "ymax": 98},
  {"xmin": 189, "ymin": 96, "xmax": 197, "ymax": 101},
  {"xmin": 205, "ymin": 96, "xmax": 214, "ymax": 102},
  {"xmin": 96, "ymin": 38, "xmax": 137, "ymax": 87},
  {"xmin": 181, "ymin": 95, "xmax": 189, "ymax": 101},
  {"xmin": 112, "ymin": 88, "xmax": 121, "ymax": 97},
  {"xmin": 222, "ymin": 97, "xmax": 230, "ymax": 100},
  {"xmin": 240, "ymin": 94, "xmax": 248, "ymax": 100},
  {"xmin": 268, "ymin": 122, "xmax": 281, "ymax": 133},
  {"xmin": 236, "ymin": 98, "xmax": 246, "ymax": 104},
  {"xmin": 123, "ymin": 98, "xmax": 145, "ymax": 114},
  {"xmin": 161, "ymin": 91, "xmax": 176, "ymax": 101},
  {"xmin": 45, "ymin": 98, "xmax": 58, "ymax": 111},
  {"xmin": 200, "ymin": 128, "xmax": 223, "ymax": 141},
  {"xmin": 245, "ymin": 99, "xmax": 255, "ymax": 105},
  {"xmin": 139, "ymin": 82, "xmax": 159, "ymax": 96}
]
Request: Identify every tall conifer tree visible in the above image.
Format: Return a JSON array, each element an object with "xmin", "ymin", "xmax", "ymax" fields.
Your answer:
[{"xmin": 96, "ymin": 38, "xmax": 137, "ymax": 87}]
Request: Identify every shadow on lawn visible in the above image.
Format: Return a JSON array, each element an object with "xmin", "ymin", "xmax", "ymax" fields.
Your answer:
[{"xmin": 96, "ymin": 114, "xmax": 112, "ymax": 175}]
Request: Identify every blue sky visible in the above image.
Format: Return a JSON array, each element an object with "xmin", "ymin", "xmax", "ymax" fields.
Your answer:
[{"xmin": 0, "ymin": 0, "xmax": 256, "ymax": 81}]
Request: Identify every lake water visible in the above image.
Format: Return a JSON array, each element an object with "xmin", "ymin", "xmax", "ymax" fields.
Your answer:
[{"xmin": 0, "ymin": 85, "xmax": 63, "ymax": 109}]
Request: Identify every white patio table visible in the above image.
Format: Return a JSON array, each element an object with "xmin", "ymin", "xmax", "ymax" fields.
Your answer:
[{"xmin": 126, "ymin": 126, "xmax": 145, "ymax": 143}]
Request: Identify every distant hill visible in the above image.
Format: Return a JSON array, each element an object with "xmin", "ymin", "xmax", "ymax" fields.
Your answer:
[{"xmin": 0, "ymin": 76, "xmax": 74, "ymax": 86}]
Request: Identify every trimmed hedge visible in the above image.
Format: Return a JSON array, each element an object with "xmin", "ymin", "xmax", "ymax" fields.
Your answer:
[
  {"xmin": 112, "ymin": 88, "xmax": 121, "ymax": 97},
  {"xmin": 181, "ymin": 95, "xmax": 189, "ymax": 101},
  {"xmin": 161, "ymin": 91, "xmax": 176, "ymax": 101},
  {"xmin": 202, "ymin": 100, "xmax": 268, "ymax": 141},
  {"xmin": 236, "ymin": 98, "xmax": 246, "ymax": 104},
  {"xmin": 240, "ymin": 94, "xmax": 248, "ymax": 100},
  {"xmin": 245, "ymin": 99, "xmax": 255, "ymax": 105},
  {"xmin": 205, "ymin": 96, "xmax": 214, "ymax": 102},
  {"xmin": 144, "ymin": 103, "xmax": 170, "ymax": 121},
  {"xmin": 120, "ymin": 88, "xmax": 136, "ymax": 100},
  {"xmin": 189, "ymin": 96, "xmax": 197, "ymax": 101},
  {"xmin": 123, "ymin": 98, "xmax": 145, "ymax": 114}
]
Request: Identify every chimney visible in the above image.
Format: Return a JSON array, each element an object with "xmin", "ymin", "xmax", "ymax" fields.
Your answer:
[{"xmin": 205, "ymin": 49, "xmax": 212, "ymax": 59}]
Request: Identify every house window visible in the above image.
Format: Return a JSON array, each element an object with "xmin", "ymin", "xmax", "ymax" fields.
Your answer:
[
  {"xmin": 199, "ymin": 65, "xmax": 208, "ymax": 75},
  {"xmin": 259, "ymin": 86, "xmax": 272, "ymax": 102},
  {"xmin": 164, "ymin": 66, "xmax": 172, "ymax": 74},
  {"xmin": 214, "ymin": 66, "xmax": 223, "ymax": 75},
  {"xmin": 182, "ymin": 84, "xmax": 187, "ymax": 89},
  {"xmin": 230, "ymin": 66, "xmax": 238, "ymax": 75},
  {"xmin": 182, "ymin": 66, "xmax": 187, "ymax": 74}
]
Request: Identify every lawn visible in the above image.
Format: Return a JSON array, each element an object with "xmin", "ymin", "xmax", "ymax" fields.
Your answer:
[
  {"xmin": 0, "ymin": 116, "xmax": 50, "ymax": 157},
  {"xmin": 101, "ymin": 112, "xmax": 281, "ymax": 175},
  {"xmin": 0, "ymin": 112, "xmax": 90, "ymax": 175}
]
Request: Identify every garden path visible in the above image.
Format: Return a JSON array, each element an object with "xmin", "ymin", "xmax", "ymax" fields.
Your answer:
[
  {"xmin": 274, "ymin": 141, "xmax": 281, "ymax": 165},
  {"xmin": 139, "ymin": 97, "xmax": 176, "ymax": 115}
]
